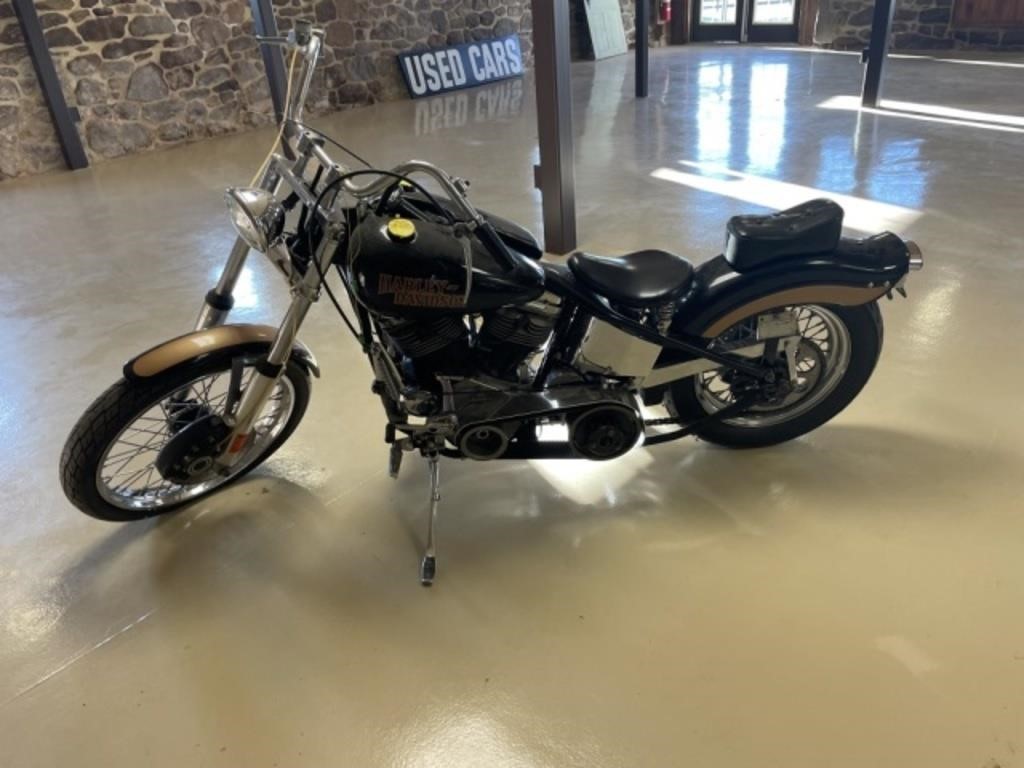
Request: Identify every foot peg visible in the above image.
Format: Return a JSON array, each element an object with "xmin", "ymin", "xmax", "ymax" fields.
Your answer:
[{"xmin": 419, "ymin": 453, "xmax": 441, "ymax": 586}]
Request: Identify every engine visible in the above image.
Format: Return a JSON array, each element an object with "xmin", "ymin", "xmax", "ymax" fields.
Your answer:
[
  {"xmin": 380, "ymin": 315, "xmax": 472, "ymax": 385},
  {"xmin": 378, "ymin": 303, "xmax": 644, "ymax": 462},
  {"xmin": 348, "ymin": 209, "xmax": 558, "ymax": 398},
  {"xmin": 476, "ymin": 301, "xmax": 559, "ymax": 379},
  {"xmin": 348, "ymin": 209, "xmax": 643, "ymax": 461},
  {"xmin": 379, "ymin": 300, "xmax": 559, "ymax": 395}
]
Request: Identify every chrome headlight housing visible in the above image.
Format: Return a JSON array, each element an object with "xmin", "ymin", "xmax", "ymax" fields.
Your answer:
[{"xmin": 225, "ymin": 187, "xmax": 285, "ymax": 253}]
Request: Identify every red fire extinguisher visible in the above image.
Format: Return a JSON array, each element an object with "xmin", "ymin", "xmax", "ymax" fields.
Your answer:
[{"xmin": 659, "ymin": 0, "xmax": 672, "ymax": 24}]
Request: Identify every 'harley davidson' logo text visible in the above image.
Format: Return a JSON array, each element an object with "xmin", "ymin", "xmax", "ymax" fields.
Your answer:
[{"xmin": 377, "ymin": 273, "xmax": 465, "ymax": 308}]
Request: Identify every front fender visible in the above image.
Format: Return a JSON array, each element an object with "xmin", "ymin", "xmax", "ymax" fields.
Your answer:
[
  {"xmin": 680, "ymin": 232, "xmax": 914, "ymax": 338},
  {"xmin": 123, "ymin": 324, "xmax": 320, "ymax": 381}
]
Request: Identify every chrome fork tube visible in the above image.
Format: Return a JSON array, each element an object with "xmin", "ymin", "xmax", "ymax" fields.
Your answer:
[
  {"xmin": 194, "ymin": 237, "xmax": 250, "ymax": 331},
  {"xmin": 217, "ymin": 215, "xmax": 343, "ymax": 467},
  {"xmin": 217, "ymin": 292, "xmax": 313, "ymax": 465}
]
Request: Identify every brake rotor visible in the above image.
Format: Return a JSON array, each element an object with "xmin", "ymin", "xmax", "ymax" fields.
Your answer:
[
  {"xmin": 155, "ymin": 414, "xmax": 232, "ymax": 484},
  {"xmin": 749, "ymin": 338, "xmax": 827, "ymax": 412}
]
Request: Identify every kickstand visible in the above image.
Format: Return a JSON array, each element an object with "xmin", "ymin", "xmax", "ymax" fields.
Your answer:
[{"xmin": 420, "ymin": 453, "xmax": 440, "ymax": 586}]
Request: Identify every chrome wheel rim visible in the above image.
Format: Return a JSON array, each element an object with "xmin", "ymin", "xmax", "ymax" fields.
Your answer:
[
  {"xmin": 96, "ymin": 368, "xmax": 295, "ymax": 511},
  {"xmin": 695, "ymin": 305, "xmax": 852, "ymax": 428}
]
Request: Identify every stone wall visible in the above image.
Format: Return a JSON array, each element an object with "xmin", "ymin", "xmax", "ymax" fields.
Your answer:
[
  {"xmin": 818, "ymin": 0, "xmax": 1024, "ymax": 50},
  {"xmin": 0, "ymin": 0, "xmax": 536, "ymax": 180}
]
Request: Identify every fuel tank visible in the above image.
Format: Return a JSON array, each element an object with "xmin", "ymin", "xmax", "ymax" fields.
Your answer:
[{"xmin": 345, "ymin": 211, "xmax": 545, "ymax": 318}]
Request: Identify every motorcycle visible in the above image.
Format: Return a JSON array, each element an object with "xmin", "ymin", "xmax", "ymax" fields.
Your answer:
[{"xmin": 60, "ymin": 22, "xmax": 924, "ymax": 585}]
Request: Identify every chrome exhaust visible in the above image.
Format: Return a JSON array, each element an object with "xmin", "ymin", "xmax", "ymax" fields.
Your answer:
[{"xmin": 906, "ymin": 241, "xmax": 925, "ymax": 271}]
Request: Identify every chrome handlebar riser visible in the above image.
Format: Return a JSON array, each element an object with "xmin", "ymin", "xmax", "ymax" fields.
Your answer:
[{"xmin": 258, "ymin": 24, "xmax": 482, "ymax": 226}]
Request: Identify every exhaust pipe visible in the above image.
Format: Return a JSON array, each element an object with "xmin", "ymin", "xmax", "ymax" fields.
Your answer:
[{"xmin": 906, "ymin": 241, "xmax": 924, "ymax": 271}]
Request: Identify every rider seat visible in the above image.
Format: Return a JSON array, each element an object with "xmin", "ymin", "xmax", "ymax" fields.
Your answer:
[
  {"xmin": 725, "ymin": 199, "xmax": 844, "ymax": 271},
  {"xmin": 568, "ymin": 250, "xmax": 695, "ymax": 307}
]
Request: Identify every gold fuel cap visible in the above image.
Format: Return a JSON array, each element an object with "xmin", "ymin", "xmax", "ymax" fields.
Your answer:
[{"xmin": 386, "ymin": 217, "xmax": 416, "ymax": 243}]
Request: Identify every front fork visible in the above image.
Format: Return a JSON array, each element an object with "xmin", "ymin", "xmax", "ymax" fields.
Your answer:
[
  {"xmin": 193, "ymin": 236, "xmax": 250, "ymax": 332},
  {"xmin": 194, "ymin": 197, "xmax": 343, "ymax": 470}
]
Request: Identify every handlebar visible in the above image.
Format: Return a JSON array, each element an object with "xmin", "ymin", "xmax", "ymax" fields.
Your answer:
[
  {"xmin": 342, "ymin": 161, "xmax": 472, "ymax": 216},
  {"xmin": 256, "ymin": 22, "xmax": 321, "ymax": 122},
  {"xmin": 471, "ymin": 219, "xmax": 521, "ymax": 272},
  {"xmin": 256, "ymin": 20, "xmax": 314, "ymax": 48},
  {"xmin": 262, "ymin": 24, "xmax": 523, "ymax": 272}
]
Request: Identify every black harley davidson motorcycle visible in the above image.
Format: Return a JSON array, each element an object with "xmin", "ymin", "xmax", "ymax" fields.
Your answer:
[{"xmin": 60, "ymin": 23, "xmax": 924, "ymax": 584}]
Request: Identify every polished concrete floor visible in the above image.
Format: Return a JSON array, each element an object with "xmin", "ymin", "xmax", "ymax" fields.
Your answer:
[{"xmin": 2, "ymin": 45, "xmax": 1024, "ymax": 767}]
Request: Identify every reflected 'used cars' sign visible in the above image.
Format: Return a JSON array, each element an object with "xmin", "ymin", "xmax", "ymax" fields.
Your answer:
[{"xmin": 398, "ymin": 34, "xmax": 524, "ymax": 99}]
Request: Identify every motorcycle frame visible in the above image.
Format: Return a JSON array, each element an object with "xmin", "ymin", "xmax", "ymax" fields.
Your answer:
[{"xmin": 194, "ymin": 25, "xmax": 787, "ymax": 465}]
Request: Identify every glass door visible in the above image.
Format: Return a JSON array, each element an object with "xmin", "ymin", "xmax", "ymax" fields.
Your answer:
[
  {"xmin": 748, "ymin": 0, "xmax": 799, "ymax": 42},
  {"xmin": 691, "ymin": 0, "xmax": 742, "ymax": 42},
  {"xmin": 691, "ymin": 0, "xmax": 799, "ymax": 43}
]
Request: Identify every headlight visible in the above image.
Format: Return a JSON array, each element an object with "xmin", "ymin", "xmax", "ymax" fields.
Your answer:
[{"xmin": 224, "ymin": 187, "xmax": 285, "ymax": 253}]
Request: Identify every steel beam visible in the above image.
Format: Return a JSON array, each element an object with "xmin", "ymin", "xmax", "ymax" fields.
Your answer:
[
  {"xmin": 861, "ymin": 0, "xmax": 896, "ymax": 108},
  {"xmin": 635, "ymin": 0, "xmax": 650, "ymax": 98},
  {"xmin": 249, "ymin": 0, "xmax": 289, "ymax": 121},
  {"xmin": 12, "ymin": 0, "xmax": 88, "ymax": 171},
  {"xmin": 531, "ymin": 0, "xmax": 577, "ymax": 255}
]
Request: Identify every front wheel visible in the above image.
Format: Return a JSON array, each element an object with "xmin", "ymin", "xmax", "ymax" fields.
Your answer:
[
  {"xmin": 667, "ymin": 303, "xmax": 884, "ymax": 448},
  {"xmin": 60, "ymin": 351, "xmax": 311, "ymax": 521}
]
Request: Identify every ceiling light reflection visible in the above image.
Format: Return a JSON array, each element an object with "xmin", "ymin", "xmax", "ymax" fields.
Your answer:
[
  {"xmin": 651, "ymin": 161, "xmax": 920, "ymax": 232},
  {"xmin": 696, "ymin": 61, "xmax": 735, "ymax": 167},
  {"xmin": 747, "ymin": 61, "xmax": 790, "ymax": 174},
  {"xmin": 818, "ymin": 95, "xmax": 1024, "ymax": 134},
  {"xmin": 763, "ymin": 48, "xmax": 1024, "ymax": 69},
  {"xmin": 891, "ymin": 53, "xmax": 1024, "ymax": 69},
  {"xmin": 880, "ymin": 98, "xmax": 1024, "ymax": 127}
]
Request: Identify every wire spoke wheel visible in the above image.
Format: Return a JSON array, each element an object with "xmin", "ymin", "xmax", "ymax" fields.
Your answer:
[
  {"xmin": 96, "ymin": 369, "xmax": 295, "ymax": 511},
  {"xmin": 61, "ymin": 350, "xmax": 312, "ymax": 521},
  {"xmin": 664, "ymin": 301, "xmax": 882, "ymax": 448},
  {"xmin": 695, "ymin": 305, "xmax": 852, "ymax": 428}
]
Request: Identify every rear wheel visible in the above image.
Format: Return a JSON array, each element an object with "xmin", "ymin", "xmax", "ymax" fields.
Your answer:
[
  {"xmin": 60, "ymin": 351, "xmax": 311, "ymax": 521},
  {"xmin": 667, "ymin": 303, "xmax": 883, "ymax": 448}
]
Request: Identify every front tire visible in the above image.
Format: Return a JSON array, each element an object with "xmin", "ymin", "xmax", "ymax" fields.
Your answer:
[
  {"xmin": 667, "ymin": 303, "xmax": 883, "ymax": 448},
  {"xmin": 60, "ymin": 351, "xmax": 311, "ymax": 521}
]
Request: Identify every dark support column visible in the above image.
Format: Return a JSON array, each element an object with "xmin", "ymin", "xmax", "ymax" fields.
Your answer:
[
  {"xmin": 12, "ymin": 0, "xmax": 88, "ymax": 171},
  {"xmin": 531, "ymin": 0, "xmax": 577, "ymax": 255},
  {"xmin": 250, "ymin": 0, "xmax": 288, "ymax": 121},
  {"xmin": 861, "ymin": 0, "xmax": 896, "ymax": 108},
  {"xmin": 669, "ymin": 0, "xmax": 689, "ymax": 45},
  {"xmin": 635, "ymin": 0, "xmax": 650, "ymax": 98}
]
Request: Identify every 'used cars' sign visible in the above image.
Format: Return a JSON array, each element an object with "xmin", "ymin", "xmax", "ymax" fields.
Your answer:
[{"xmin": 398, "ymin": 35, "xmax": 524, "ymax": 99}]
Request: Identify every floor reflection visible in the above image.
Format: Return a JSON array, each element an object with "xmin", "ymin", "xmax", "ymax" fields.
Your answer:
[
  {"xmin": 651, "ymin": 160, "xmax": 920, "ymax": 232},
  {"xmin": 820, "ymin": 94, "xmax": 1024, "ymax": 134},
  {"xmin": 413, "ymin": 78, "xmax": 525, "ymax": 137},
  {"xmin": 746, "ymin": 60, "xmax": 789, "ymax": 174},
  {"xmin": 696, "ymin": 60, "xmax": 735, "ymax": 167}
]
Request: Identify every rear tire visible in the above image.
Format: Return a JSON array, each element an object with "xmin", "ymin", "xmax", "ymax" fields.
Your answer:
[
  {"xmin": 667, "ymin": 302, "xmax": 883, "ymax": 448},
  {"xmin": 60, "ymin": 351, "xmax": 311, "ymax": 522}
]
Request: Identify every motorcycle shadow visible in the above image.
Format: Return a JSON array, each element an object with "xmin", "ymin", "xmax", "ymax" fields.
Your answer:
[
  {"xmin": 60, "ymin": 424, "xmax": 1006, "ymax": 620},
  {"xmin": 381, "ymin": 422, "xmax": 1012, "ymax": 573}
]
